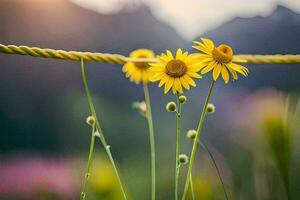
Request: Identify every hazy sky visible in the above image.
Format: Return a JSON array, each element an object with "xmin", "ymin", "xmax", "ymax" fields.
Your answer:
[{"xmin": 71, "ymin": 0, "xmax": 300, "ymax": 40}]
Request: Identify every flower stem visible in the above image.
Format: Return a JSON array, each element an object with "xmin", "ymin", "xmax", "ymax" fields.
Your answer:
[
  {"xmin": 80, "ymin": 125, "xmax": 96, "ymax": 200},
  {"xmin": 182, "ymin": 80, "xmax": 216, "ymax": 200},
  {"xmin": 143, "ymin": 83, "xmax": 156, "ymax": 200},
  {"xmin": 189, "ymin": 173, "xmax": 195, "ymax": 200},
  {"xmin": 199, "ymin": 141, "xmax": 229, "ymax": 200},
  {"xmin": 80, "ymin": 59, "xmax": 128, "ymax": 200},
  {"xmin": 175, "ymin": 93, "xmax": 182, "ymax": 200}
]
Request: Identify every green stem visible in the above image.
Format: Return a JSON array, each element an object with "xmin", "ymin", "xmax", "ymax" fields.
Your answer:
[
  {"xmin": 189, "ymin": 173, "xmax": 195, "ymax": 200},
  {"xmin": 80, "ymin": 125, "xmax": 96, "ymax": 200},
  {"xmin": 199, "ymin": 141, "xmax": 229, "ymax": 200},
  {"xmin": 175, "ymin": 93, "xmax": 182, "ymax": 200},
  {"xmin": 182, "ymin": 80, "xmax": 216, "ymax": 200},
  {"xmin": 143, "ymin": 83, "xmax": 156, "ymax": 200},
  {"xmin": 80, "ymin": 59, "xmax": 128, "ymax": 200}
]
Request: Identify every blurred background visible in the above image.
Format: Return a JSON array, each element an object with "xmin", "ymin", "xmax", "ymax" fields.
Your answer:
[{"xmin": 0, "ymin": 0, "xmax": 300, "ymax": 199}]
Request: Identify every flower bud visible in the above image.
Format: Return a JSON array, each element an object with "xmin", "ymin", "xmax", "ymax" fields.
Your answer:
[
  {"xmin": 206, "ymin": 103, "xmax": 215, "ymax": 113},
  {"xmin": 139, "ymin": 101, "xmax": 147, "ymax": 114},
  {"xmin": 166, "ymin": 101, "xmax": 176, "ymax": 112},
  {"xmin": 86, "ymin": 115, "xmax": 95, "ymax": 126},
  {"xmin": 178, "ymin": 95, "xmax": 187, "ymax": 104},
  {"xmin": 187, "ymin": 129, "xmax": 197, "ymax": 140},
  {"xmin": 179, "ymin": 154, "xmax": 189, "ymax": 165},
  {"xmin": 131, "ymin": 101, "xmax": 140, "ymax": 110},
  {"xmin": 94, "ymin": 130, "xmax": 100, "ymax": 138},
  {"xmin": 132, "ymin": 101, "xmax": 147, "ymax": 117}
]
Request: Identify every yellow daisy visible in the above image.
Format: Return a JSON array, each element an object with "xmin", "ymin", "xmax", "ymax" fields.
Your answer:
[
  {"xmin": 192, "ymin": 38, "xmax": 249, "ymax": 83},
  {"xmin": 150, "ymin": 49, "xmax": 202, "ymax": 94},
  {"xmin": 122, "ymin": 49, "xmax": 155, "ymax": 84}
]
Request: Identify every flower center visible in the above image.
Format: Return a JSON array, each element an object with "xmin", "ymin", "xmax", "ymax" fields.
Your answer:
[
  {"xmin": 212, "ymin": 44, "xmax": 233, "ymax": 64},
  {"xmin": 166, "ymin": 59, "xmax": 187, "ymax": 78},
  {"xmin": 134, "ymin": 55, "xmax": 150, "ymax": 69}
]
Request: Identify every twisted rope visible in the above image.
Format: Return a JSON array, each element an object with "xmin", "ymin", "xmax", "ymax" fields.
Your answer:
[
  {"xmin": 0, "ymin": 44, "xmax": 155, "ymax": 64},
  {"xmin": 1, "ymin": 44, "xmax": 300, "ymax": 64},
  {"xmin": 235, "ymin": 54, "xmax": 300, "ymax": 64}
]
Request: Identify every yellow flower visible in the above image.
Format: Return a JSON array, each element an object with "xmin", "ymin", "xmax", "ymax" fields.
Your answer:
[
  {"xmin": 122, "ymin": 49, "xmax": 155, "ymax": 84},
  {"xmin": 150, "ymin": 49, "xmax": 202, "ymax": 94},
  {"xmin": 192, "ymin": 38, "xmax": 249, "ymax": 83}
]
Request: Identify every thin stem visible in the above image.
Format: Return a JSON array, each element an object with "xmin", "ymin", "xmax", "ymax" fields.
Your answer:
[
  {"xmin": 189, "ymin": 173, "xmax": 195, "ymax": 200},
  {"xmin": 143, "ymin": 83, "xmax": 156, "ymax": 200},
  {"xmin": 175, "ymin": 93, "xmax": 182, "ymax": 200},
  {"xmin": 80, "ymin": 59, "xmax": 128, "ymax": 200},
  {"xmin": 199, "ymin": 141, "xmax": 229, "ymax": 200},
  {"xmin": 182, "ymin": 80, "xmax": 216, "ymax": 200},
  {"xmin": 80, "ymin": 125, "xmax": 96, "ymax": 200}
]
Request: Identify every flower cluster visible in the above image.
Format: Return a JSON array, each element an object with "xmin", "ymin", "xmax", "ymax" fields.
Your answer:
[
  {"xmin": 123, "ymin": 38, "xmax": 249, "ymax": 93},
  {"xmin": 120, "ymin": 38, "xmax": 249, "ymax": 200},
  {"xmin": 80, "ymin": 38, "xmax": 250, "ymax": 200}
]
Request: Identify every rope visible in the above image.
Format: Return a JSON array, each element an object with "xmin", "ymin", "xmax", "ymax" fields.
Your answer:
[
  {"xmin": 1, "ymin": 44, "xmax": 300, "ymax": 64},
  {"xmin": 235, "ymin": 54, "xmax": 300, "ymax": 64}
]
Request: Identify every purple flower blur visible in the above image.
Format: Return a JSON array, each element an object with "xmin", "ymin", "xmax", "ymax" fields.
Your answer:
[{"xmin": 0, "ymin": 155, "xmax": 78, "ymax": 200}]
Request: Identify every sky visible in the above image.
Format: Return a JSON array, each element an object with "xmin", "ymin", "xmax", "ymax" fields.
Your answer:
[{"xmin": 71, "ymin": 0, "xmax": 300, "ymax": 40}]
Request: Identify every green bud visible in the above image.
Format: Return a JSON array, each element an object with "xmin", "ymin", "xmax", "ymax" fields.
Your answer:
[
  {"xmin": 179, "ymin": 154, "xmax": 189, "ymax": 165},
  {"xmin": 131, "ymin": 101, "xmax": 140, "ymax": 110},
  {"xmin": 94, "ymin": 130, "xmax": 100, "ymax": 138},
  {"xmin": 178, "ymin": 95, "xmax": 187, "ymax": 104},
  {"xmin": 86, "ymin": 115, "xmax": 96, "ymax": 126},
  {"xmin": 206, "ymin": 103, "xmax": 215, "ymax": 113},
  {"xmin": 139, "ymin": 101, "xmax": 147, "ymax": 114},
  {"xmin": 132, "ymin": 101, "xmax": 147, "ymax": 117},
  {"xmin": 166, "ymin": 101, "xmax": 176, "ymax": 112},
  {"xmin": 187, "ymin": 129, "xmax": 197, "ymax": 140}
]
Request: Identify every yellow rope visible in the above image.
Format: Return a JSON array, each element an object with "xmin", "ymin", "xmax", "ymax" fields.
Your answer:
[
  {"xmin": 0, "ymin": 43, "xmax": 299, "ymax": 64},
  {"xmin": 235, "ymin": 54, "xmax": 300, "ymax": 64}
]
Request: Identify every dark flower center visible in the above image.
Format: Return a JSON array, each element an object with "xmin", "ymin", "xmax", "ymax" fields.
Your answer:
[
  {"xmin": 166, "ymin": 59, "xmax": 187, "ymax": 77},
  {"xmin": 212, "ymin": 44, "xmax": 233, "ymax": 64},
  {"xmin": 134, "ymin": 55, "xmax": 150, "ymax": 69}
]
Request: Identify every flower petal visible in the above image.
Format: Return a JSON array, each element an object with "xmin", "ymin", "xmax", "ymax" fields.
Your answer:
[
  {"xmin": 201, "ymin": 61, "xmax": 217, "ymax": 74},
  {"xmin": 227, "ymin": 67, "xmax": 238, "ymax": 80},
  {"xmin": 157, "ymin": 55, "xmax": 169, "ymax": 64},
  {"xmin": 227, "ymin": 63, "xmax": 248, "ymax": 76},
  {"xmin": 174, "ymin": 79, "xmax": 183, "ymax": 94},
  {"xmin": 212, "ymin": 64, "xmax": 222, "ymax": 80},
  {"xmin": 151, "ymin": 72, "xmax": 165, "ymax": 81},
  {"xmin": 158, "ymin": 75, "xmax": 168, "ymax": 87},
  {"xmin": 189, "ymin": 64, "xmax": 206, "ymax": 72},
  {"xmin": 221, "ymin": 66, "xmax": 230, "ymax": 83},
  {"xmin": 172, "ymin": 85, "xmax": 177, "ymax": 94},
  {"xmin": 183, "ymin": 75, "xmax": 196, "ymax": 87},
  {"xmin": 180, "ymin": 77, "xmax": 190, "ymax": 90},
  {"xmin": 192, "ymin": 45, "xmax": 211, "ymax": 55},
  {"xmin": 176, "ymin": 48, "xmax": 183, "ymax": 59},
  {"xmin": 201, "ymin": 38, "xmax": 215, "ymax": 51},
  {"xmin": 150, "ymin": 65, "xmax": 165, "ymax": 72},
  {"xmin": 186, "ymin": 71, "xmax": 202, "ymax": 78},
  {"xmin": 166, "ymin": 50, "xmax": 173, "ymax": 59},
  {"xmin": 164, "ymin": 77, "xmax": 174, "ymax": 94}
]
